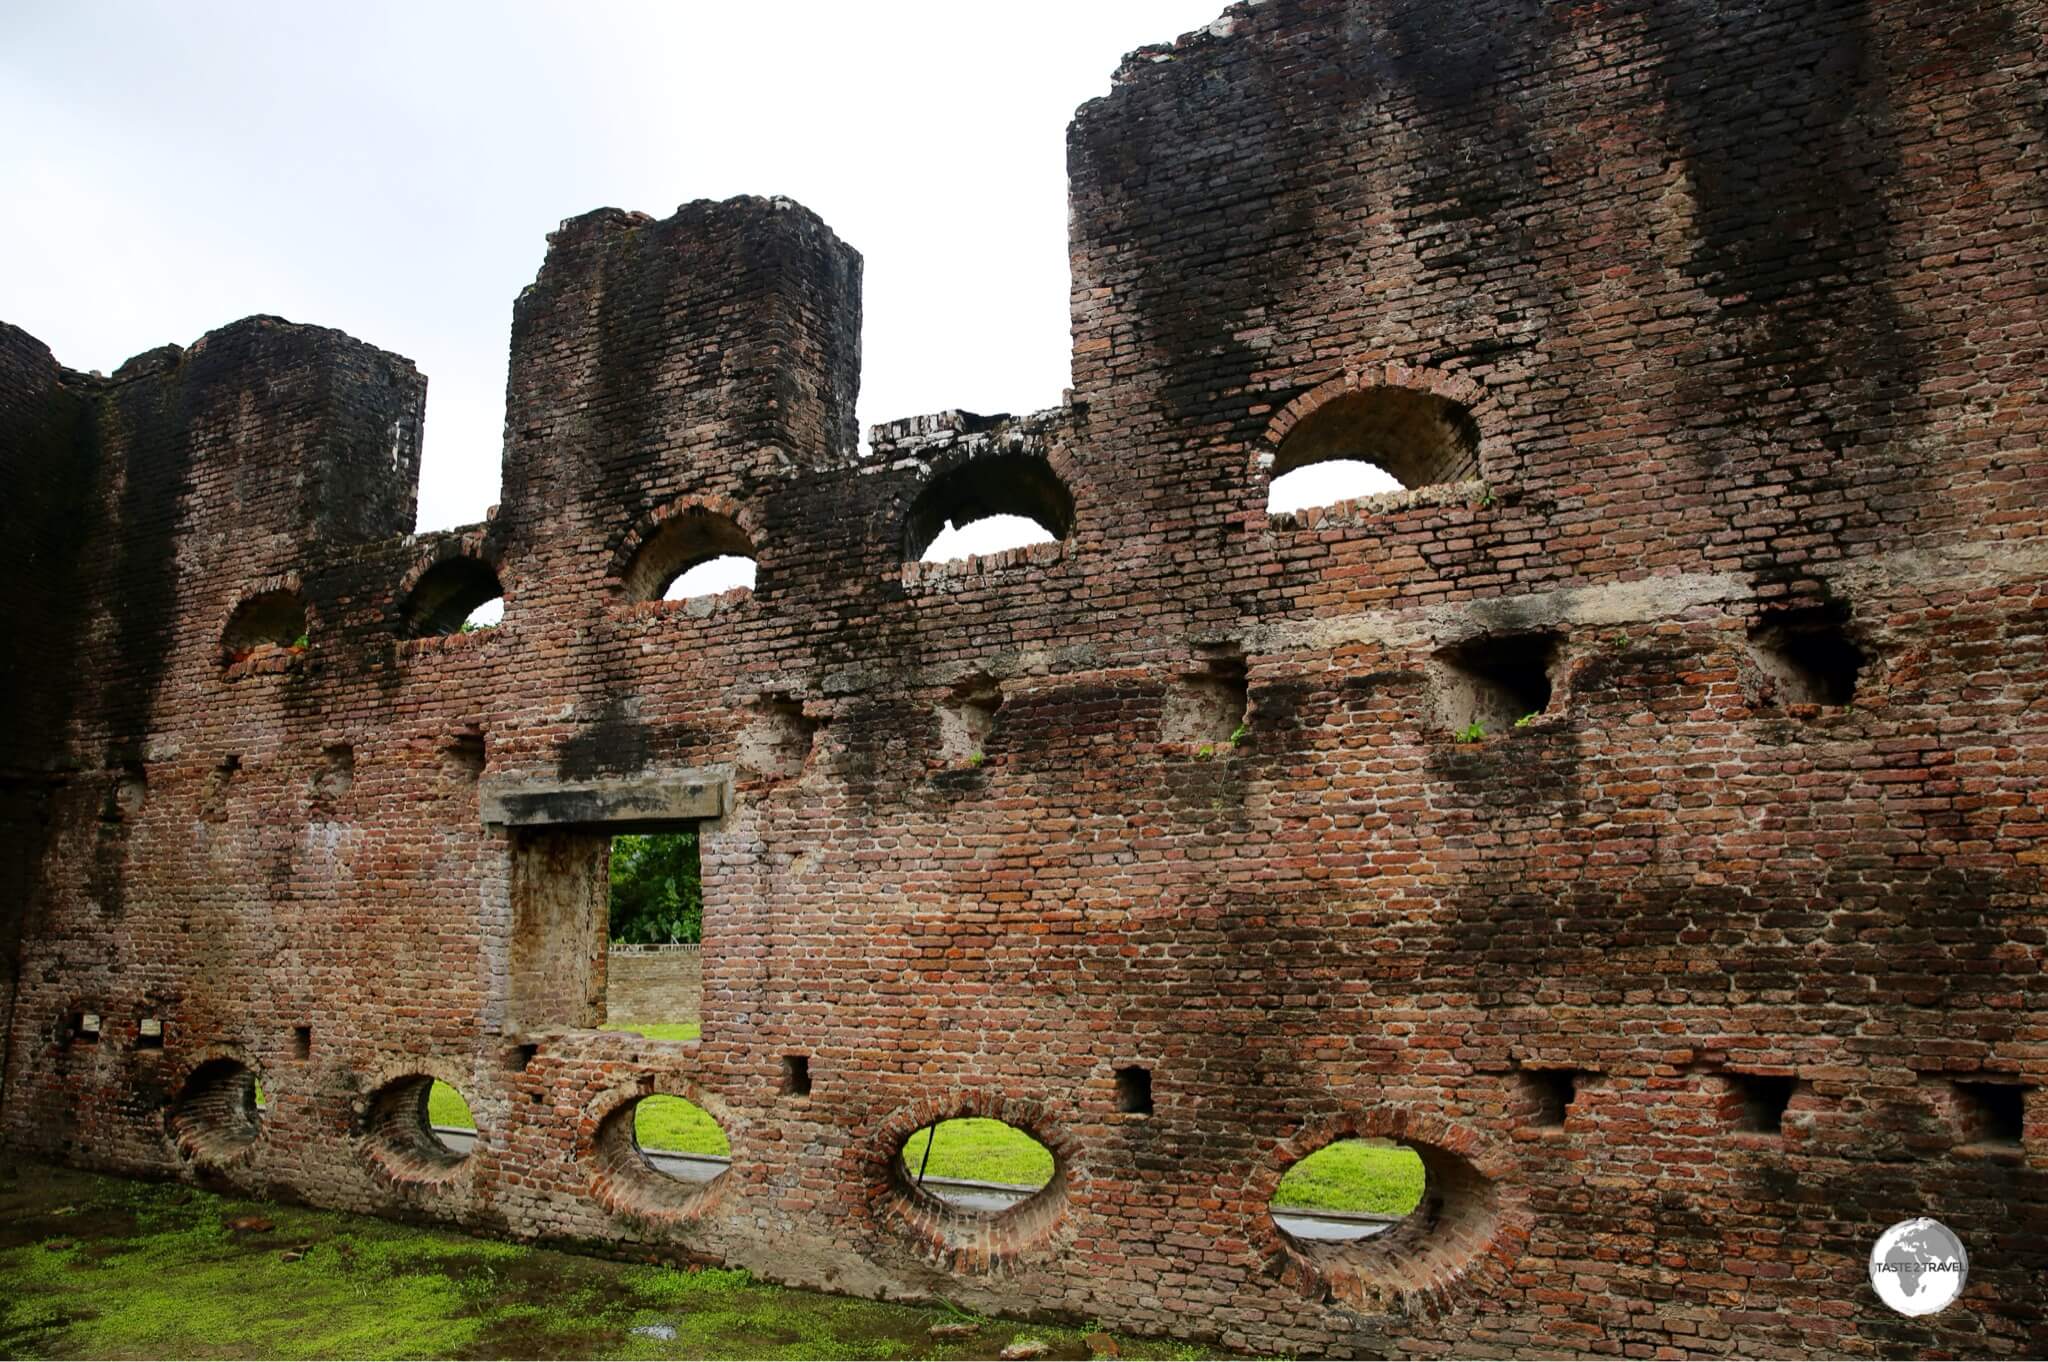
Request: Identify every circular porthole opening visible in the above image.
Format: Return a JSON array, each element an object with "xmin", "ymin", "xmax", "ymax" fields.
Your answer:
[
  {"xmin": 632, "ymin": 1093, "xmax": 731, "ymax": 1186},
  {"xmin": 1266, "ymin": 1129, "xmax": 1516, "ymax": 1313},
  {"xmin": 362, "ymin": 1074, "xmax": 474, "ymax": 1182},
  {"xmin": 1269, "ymin": 1137, "xmax": 1425, "ymax": 1243},
  {"xmin": 168, "ymin": 1058, "xmax": 263, "ymax": 1163},
  {"xmin": 898, "ymin": 1117, "xmax": 1054, "ymax": 1216},
  {"xmin": 589, "ymin": 1086, "xmax": 733, "ymax": 1221}
]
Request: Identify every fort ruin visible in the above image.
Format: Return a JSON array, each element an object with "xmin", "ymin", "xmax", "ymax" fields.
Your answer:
[{"xmin": 3, "ymin": 0, "xmax": 2046, "ymax": 1355}]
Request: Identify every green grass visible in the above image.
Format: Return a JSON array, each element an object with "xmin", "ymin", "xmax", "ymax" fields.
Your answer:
[
  {"xmin": 900, "ymin": 1119, "xmax": 1055, "ymax": 1187},
  {"xmin": 635, "ymin": 1095, "xmax": 729, "ymax": 1158},
  {"xmin": 0, "ymin": 1162, "xmax": 1238, "ymax": 1359},
  {"xmin": 1270, "ymin": 1139, "xmax": 1425, "ymax": 1216},
  {"xmin": 425, "ymin": 1082, "xmax": 475, "ymax": 1131}
]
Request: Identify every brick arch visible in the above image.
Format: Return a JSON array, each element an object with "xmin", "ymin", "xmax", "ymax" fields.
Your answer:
[
  {"xmin": 1257, "ymin": 362, "xmax": 1498, "ymax": 502},
  {"xmin": 1248, "ymin": 1105, "xmax": 1531, "ymax": 1318},
  {"xmin": 219, "ymin": 572, "xmax": 311, "ymax": 674},
  {"xmin": 580, "ymin": 1074, "xmax": 736, "ymax": 1228},
  {"xmin": 393, "ymin": 529, "xmax": 506, "ymax": 638},
  {"xmin": 900, "ymin": 439, "xmax": 1083, "ymax": 564},
  {"xmin": 607, "ymin": 494, "xmax": 765, "ymax": 602},
  {"xmin": 862, "ymin": 1088, "xmax": 1078, "ymax": 1273}
]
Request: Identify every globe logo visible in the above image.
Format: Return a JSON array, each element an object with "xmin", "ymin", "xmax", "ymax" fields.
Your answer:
[{"xmin": 1869, "ymin": 1218, "xmax": 1968, "ymax": 1316}]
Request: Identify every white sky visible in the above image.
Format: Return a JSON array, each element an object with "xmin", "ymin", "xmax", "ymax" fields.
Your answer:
[{"xmin": 0, "ymin": 0, "xmax": 1243, "ymax": 536}]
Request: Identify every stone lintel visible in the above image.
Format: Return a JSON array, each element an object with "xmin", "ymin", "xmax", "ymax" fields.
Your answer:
[{"xmin": 480, "ymin": 771, "xmax": 727, "ymax": 828}]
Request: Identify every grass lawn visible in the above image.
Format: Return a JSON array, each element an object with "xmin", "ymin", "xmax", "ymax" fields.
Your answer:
[
  {"xmin": 635, "ymin": 1095, "xmax": 730, "ymax": 1158},
  {"xmin": 900, "ymin": 1119, "xmax": 1054, "ymax": 1187},
  {"xmin": 0, "ymin": 1162, "xmax": 1225, "ymax": 1360},
  {"xmin": 1270, "ymin": 1139, "xmax": 1424, "ymax": 1216}
]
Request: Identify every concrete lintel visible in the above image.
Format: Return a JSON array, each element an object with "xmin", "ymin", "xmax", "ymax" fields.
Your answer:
[{"xmin": 480, "ymin": 771, "xmax": 727, "ymax": 828}]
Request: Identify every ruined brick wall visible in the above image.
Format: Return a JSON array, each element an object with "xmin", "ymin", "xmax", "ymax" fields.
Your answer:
[{"xmin": 3, "ymin": 1, "xmax": 2046, "ymax": 1355}]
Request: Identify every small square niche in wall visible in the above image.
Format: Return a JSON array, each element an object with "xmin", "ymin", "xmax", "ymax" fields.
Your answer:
[
  {"xmin": 137, "ymin": 1017, "xmax": 164, "ymax": 1050},
  {"xmin": 1116, "ymin": 1065, "xmax": 1154, "ymax": 1115},
  {"xmin": 782, "ymin": 1055, "xmax": 812, "ymax": 1097}
]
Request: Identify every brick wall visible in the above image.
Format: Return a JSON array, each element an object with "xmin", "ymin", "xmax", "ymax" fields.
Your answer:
[
  {"xmin": 1, "ymin": 2, "xmax": 2044, "ymax": 1356},
  {"xmin": 605, "ymin": 947, "xmax": 702, "ymax": 1027}
]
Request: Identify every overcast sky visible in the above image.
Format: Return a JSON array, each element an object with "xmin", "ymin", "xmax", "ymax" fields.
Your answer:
[{"xmin": 1, "ymin": 0, "xmax": 1229, "ymax": 534}]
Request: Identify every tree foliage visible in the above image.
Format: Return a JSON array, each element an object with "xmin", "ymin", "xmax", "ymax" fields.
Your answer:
[{"xmin": 607, "ymin": 831, "xmax": 701, "ymax": 944}]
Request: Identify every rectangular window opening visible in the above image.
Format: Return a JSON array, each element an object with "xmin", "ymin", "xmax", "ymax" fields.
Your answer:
[
  {"xmin": 604, "ymin": 828, "xmax": 705, "ymax": 1041},
  {"xmin": 507, "ymin": 1043, "xmax": 538, "ymax": 1072},
  {"xmin": 1116, "ymin": 1065, "xmax": 1154, "ymax": 1115},
  {"xmin": 782, "ymin": 1055, "xmax": 812, "ymax": 1097},
  {"xmin": 1954, "ymin": 1080, "xmax": 2027, "ymax": 1149},
  {"xmin": 136, "ymin": 1017, "xmax": 164, "ymax": 1051},
  {"xmin": 292, "ymin": 1025, "xmax": 312, "ymax": 1059},
  {"xmin": 507, "ymin": 816, "xmax": 711, "ymax": 1039},
  {"xmin": 72, "ymin": 1012, "xmax": 101, "ymax": 1044}
]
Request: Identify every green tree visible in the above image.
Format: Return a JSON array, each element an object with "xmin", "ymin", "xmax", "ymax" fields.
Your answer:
[{"xmin": 607, "ymin": 831, "xmax": 702, "ymax": 944}]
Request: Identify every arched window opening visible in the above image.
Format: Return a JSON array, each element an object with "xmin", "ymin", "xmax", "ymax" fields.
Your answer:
[
  {"xmin": 402, "ymin": 558, "xmax": 504, "ymax": 637},
  {"xmin": 898, "ymin": 1117, "xmax": 1054, "ymax": 1215},
  {"xmin": 1270, "ymin": 1138, "xmax": 1426, "ymax": 1243},
  {"xmin": 222, "ymin": 590, "xmax": 307, "ymax": 661},
  {"xmin": 632, "ymin": 1094, "xmax": 731, "ymax": 1186},
  {"xmin": 920, "ymin": 514, "xmax": 1056, "ymax": 564},
  {"xmin": 1269, "ymin": 385, "xmax": 1480, "ymax": 512},
  {"xmin": 622, "ymin": 509, "xmax": 757, "ymax": 603},
  {"xmin": 906, "ymin": 455, "xmax": 1073, "ymax": 564}
]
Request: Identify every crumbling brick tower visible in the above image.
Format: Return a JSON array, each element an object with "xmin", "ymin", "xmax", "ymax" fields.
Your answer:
[{"xmin": 3, "ymin": 1, "xmax": 2045, "ymax": 1355}]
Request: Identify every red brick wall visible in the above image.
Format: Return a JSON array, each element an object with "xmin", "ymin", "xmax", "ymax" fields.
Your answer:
[{"xmin": 3, "ymin": 2, "xmax": 2045, "ymax": 1355}]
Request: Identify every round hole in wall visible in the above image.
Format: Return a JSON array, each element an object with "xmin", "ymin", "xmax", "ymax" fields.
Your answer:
[
  {"xmin": 588, "ymin": 1084, "xmax": 733, "ymax": 1222},
  {"xmin": 1268, "ymin": 1137, "xmax": 1426, "ymax": 1243},
  {"xmin": 877, "ymin": 1104, "xmax": 1072, "ymax": 1272},
  {"xmin": 632, "ymin": 1093, "xmax": 731, "ymax": 1186},
  {"xmin": 1266, "ymin": 1127, "xmax": 1518, "ymax": 1315},
  {"xmin": 361, "ymin": 1074, "xmax": 474, "ymax": 1184},
  {"xmin": 897, "ymin": 1117, "xmax": 1054, "ymax": 1214},
  {"xmin": 168, "ymin": 1057, "xmax": 263, "ymax": 1164},
  {"xmin": 424, "ymin": 1079, "xmax": 478, "ymax": 1157}
]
